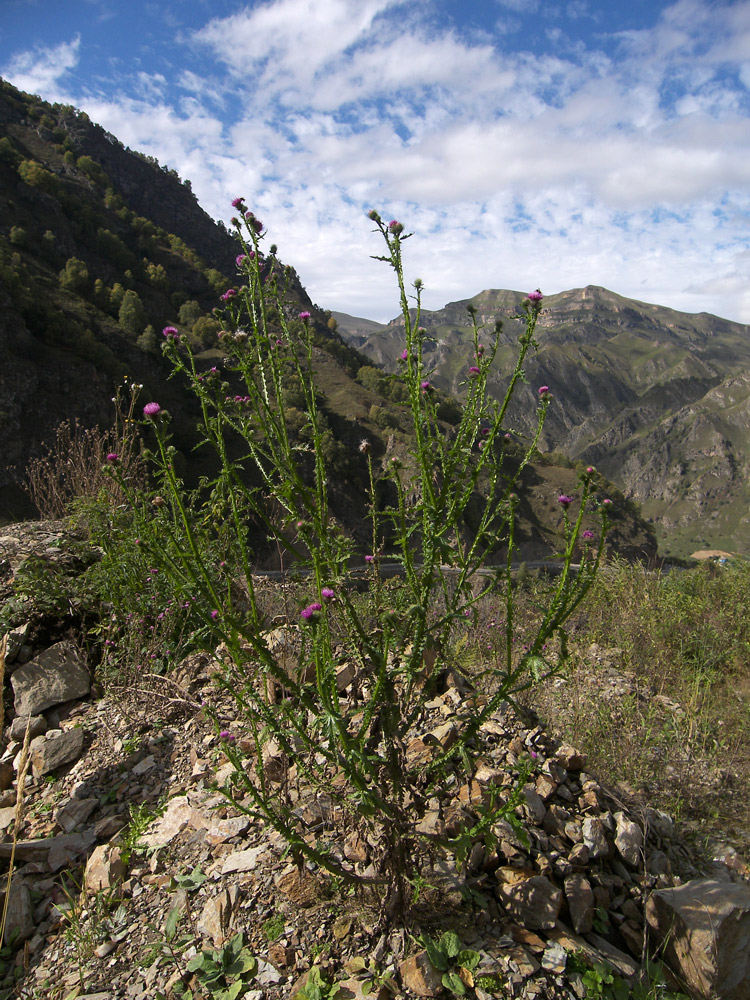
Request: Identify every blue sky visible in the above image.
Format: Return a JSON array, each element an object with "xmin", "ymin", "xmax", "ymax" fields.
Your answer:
[{"xmin": 2, "ymin": 0, "xmax": 750, "ymax": 323}]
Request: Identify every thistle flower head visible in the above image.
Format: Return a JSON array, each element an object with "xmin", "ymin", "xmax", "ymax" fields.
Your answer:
[
  {"xmin": 143, "ymin": 402, "xmax": 161, "ymax": 418},
  {"xmin": 528, "ymin": 289, "xmax": 543, "ymax": 302},
  {"xmin": 538, "ymin": 385, "xmax": 550, "ymax": 396},
  {"xmin": 558, "ymin": 494, "xmax": 574, "ymax": 506},
  {"xmin": 300, "ymin": 602, "xmax": 323, "ymax": 620}
]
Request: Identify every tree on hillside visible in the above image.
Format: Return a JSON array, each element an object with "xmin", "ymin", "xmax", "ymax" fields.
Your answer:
[
  {"xmin": 118, "ymin": 289, "xmax": 146, "ymax": 336},
  {"xmin": 58, "ymin": 256, "xmax": 90, "ymax": 294}
]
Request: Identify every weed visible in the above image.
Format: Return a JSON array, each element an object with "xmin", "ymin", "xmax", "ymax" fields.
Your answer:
[
  {"xmin": 103, "ymin": 210, "xmax": 607, "ymax": 925},
  {"xmin": 420, "ymin": 930, "xmax": 480, "ymax": 997},
  {"xmin": 291, "ymin": 966, "xmax": 342, "ymax": 1000}
]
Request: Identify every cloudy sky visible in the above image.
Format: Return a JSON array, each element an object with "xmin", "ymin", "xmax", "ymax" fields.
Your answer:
[{"xmin": 2, "ymin": 0, "xmax": 750, "ymax": 323}]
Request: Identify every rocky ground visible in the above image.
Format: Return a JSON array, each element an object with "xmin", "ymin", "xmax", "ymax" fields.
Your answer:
[{"xmin": 1, "ymin": 521, "xmax": 749, "ymax": 1000}]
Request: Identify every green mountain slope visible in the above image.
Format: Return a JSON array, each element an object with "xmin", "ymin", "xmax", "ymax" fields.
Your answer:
[{"xmin": 336, "ymin": 286, "xmax": 750, "ymax": 557}]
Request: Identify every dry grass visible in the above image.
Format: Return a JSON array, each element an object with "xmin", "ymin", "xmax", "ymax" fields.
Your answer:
[
  {"xmin": 24, "ymin": 383, "xmax": 145, "ymax": 519},
  {"xmin": 513, "ymin": 559, "xmax": 750, "ymax": 854}
]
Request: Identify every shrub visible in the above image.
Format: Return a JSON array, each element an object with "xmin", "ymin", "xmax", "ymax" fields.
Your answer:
[
  {"xmin": 58, "ymin": 256, "xmax": 90, "ymax": 294},
  {"xmin": 118, "ymin": 289, "xmax": 146, "ymax": 336},
  {"xmin": 18, "ymin": 158, "xmax": 59, "ymax": 194}
]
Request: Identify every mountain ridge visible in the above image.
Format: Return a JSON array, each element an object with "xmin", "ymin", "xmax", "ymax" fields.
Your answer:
[{"xmin": 334, "ymin": 286, "xmax": 750, "ymax": 557}]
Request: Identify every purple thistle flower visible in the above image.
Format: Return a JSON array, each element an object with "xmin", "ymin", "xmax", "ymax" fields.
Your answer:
[
  {"xmin": 299, "ymin": 311, "xmax": 311, "ymax": 321},
  {"xmin": 211, "ymin": 610, "xmax": 219, "ymax": 619},
  {"xmin": 220, "ymin": 288, "xmax": 237, "ymax": 302},
  {"xmin": 321, "ymin": 587, "xmax": 335, "ymax": 602},
  {"xmin": 468, "ymin": 366, "xmax": 480, "ymax": 375},
  {"xmin": 538, "ymin": 385, "xmax": 550, "ymax": 395},
  {"xmin": 365, "ymin": 554, "xmax": 375, "ymax": 563},
  {"xmin": 399, "ymin": 348, "xmax": 408, "ymax": 362},
  {"xmin": 367, "ymin": 209, "xmax": 380, "ymax": 221},
  {"xmin": 388, "ymin": 220, "xmax": 403, "ymax": 235},
  {"xmin": 586, "ymin": 466, "xmax": 595, "ymax": 473},
  {"xmin": 162, "ymin": 326, "xmax": 179, "ymax": 340},
  {"xmin": 106, "ymin": 452, "xmax": 119, "ymax": 463},
  {"xmin": 300, "ymin": 602, "xmax": 322, "ymax": 620},
  {"xmin": 236, "ymin": 254, "xmax": 247, "ymax": 267},
  {"xmin": 219, "ymin": 729, "xmax": 236, "ymax": 741},
  {"xmin": 143, "ymin": 402, "xmax": 161, "ymax": 418},
  {"xmin": 603, "ymin": 498, "xmax": 613, "ymax": 507},
  {"xmin": 582, "ymin": 530, "xmax": 595, "ymax": 540},
  {"xmin": 420, "ymin": 380, "xmax": 433, "ymax": 393},
  {"xmin": 231, "ymin": 197, "xmax": 245, "ymax": 209},
  {"xmin": 558, "ymin": 494, "xmax": 574, "ymax": 506},
  {"xmin": 528, "ymin": 289, "xmax": 543, "ymax": 302}
]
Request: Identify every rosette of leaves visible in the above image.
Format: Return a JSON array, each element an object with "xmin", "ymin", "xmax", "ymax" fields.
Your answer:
[
  {"xmin": 422, "ymin": 931, "xmax": 480, "ymax": 996},
  {"xmin": 177, "ymin": 932, "xmax": 257, "ymax": 1000}
]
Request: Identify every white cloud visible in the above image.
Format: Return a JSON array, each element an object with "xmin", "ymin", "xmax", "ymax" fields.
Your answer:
[
  {"xmin": 1, "ymin": 36, "xmax": 80, "ymax": 99},
  {"xmin": 2, "ymin": 1, "xmax": 750, "ymax": 324}
]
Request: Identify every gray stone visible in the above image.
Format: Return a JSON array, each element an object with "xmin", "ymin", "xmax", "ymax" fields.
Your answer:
[
  {"xmin": 614, "ymin": 811, "xmax": 643, "ymax": 868},
  {"xmin": 0, "ymin": 878, "xmax": 34, "ymax": 945},
  {"xmin": 9, "ymin": 714, "xmax": 47, "ymax": 742},
  {"xmin": 54, "ymin": 796, "xmax": 98, "ymax": 833},
  {"xmin": 197, "ymin": 886, "xmax": 239, "ymax": 946},
  {"xmin": 565, "ymin": 874, "xmax": 595, "ymax": 934},
  {"xmin": 496, "ymin": 874, "xmax": 562, "ymax": 930},
  {"xmin": 11, "ymin": 641, "xmax": 90, "ymax": 717},
  {"xmin": 141, "ymin": 795, "xmax": 192, "ymax": 849},
  {"xmin": 582, "ymin": 817, "xmax": 611, "ymax": 859},
  {"xmin": 646, "ymin": 878, "xmax": 750, "ymax": 1000},
  {"xmin": 220, "ymin": 845, "xmax": 267, "ymax": 874},
  {"xmin": 30, "ymin": 727, "xmax": 85, "ymax": 777},
  {"xmin": 85, "ymin": 844, "xmax": 127, "ymax": 893}
]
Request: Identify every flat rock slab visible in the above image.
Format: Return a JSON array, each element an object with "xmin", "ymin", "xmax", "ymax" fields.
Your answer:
[
  {"xmin": 11, "ymin": 640, "xmax": 90, "ymax": 717},
  {"xmin": 646, "ymin": 878, "xmax": 750, "ymax": 1000},
  {"xmin": 30, "ymin": 727, "xmax": 85, "ymax": 778}
]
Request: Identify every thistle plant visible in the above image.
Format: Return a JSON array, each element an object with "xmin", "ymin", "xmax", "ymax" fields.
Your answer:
[{"xmin": 107, "ymin": 204, "xmax": 608, "ymax": 924}]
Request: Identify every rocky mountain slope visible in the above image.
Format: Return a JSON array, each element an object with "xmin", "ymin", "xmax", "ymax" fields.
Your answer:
[{"xmin": 336, "ymin": 288, "xmax": 750, "ymax": 558}]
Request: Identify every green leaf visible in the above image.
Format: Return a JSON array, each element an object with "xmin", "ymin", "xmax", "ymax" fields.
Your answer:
[
  {"xmin": 219, "ymin": 982, "xmax": 244, "ymax": 1000},
  {"xmin": 457, "ymin": 949, "xmax": 480, "ymax": 972},
  {"xmin": 423, "ymin": 938, "xmax": 449, "ymax": 971},
  {"xmin": 439, "ymin": 931, "xmax": 461, "ymax": 960},
  {"xmin": 442, "ymin": 971, "xmax": 466, "ymax": 996},
  {"xmin": 164, "ymin": 905, "xmax": 181, "ymax": 942}
]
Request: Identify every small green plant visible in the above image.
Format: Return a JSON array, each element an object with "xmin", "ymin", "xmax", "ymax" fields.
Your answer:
[
  {"xmin": 262, "ymin": 912, "xmax": 285, "ymax": 941},
  {"xmin": 180, "ymin": 932, "xmax": 257, "ymax": 1000},
  {"xmin": 570, "ymin": 955, "xmax": 689, "ymax": 1000},
  {"xmin": 120, "ymin": 801, "xmax": 159, "ymax": 863},
  {"xmin": 421, "ymin": 930, "xmax": 480, "ymax": 997},
  {"xmin": 168, "ymin": 867, "xmax": 207, "ymax": 893},
  {"xmin": 53, "ymin": 880, "xmax": 128, "ymax": 991},
  {"xmin": 291, "ymin": 966, "xmax": 342, "ymax": 1000},
  {"xmin": 344, "ymin": 957, "xmax": 393, "ymax": 996},
  {"xmin": 151, "ymin": 916, "xmax": 257, "ymax": 1000}
]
